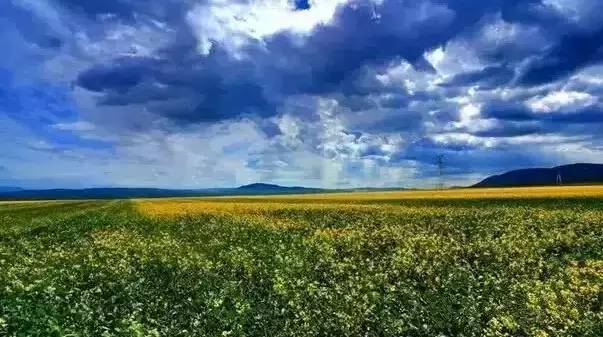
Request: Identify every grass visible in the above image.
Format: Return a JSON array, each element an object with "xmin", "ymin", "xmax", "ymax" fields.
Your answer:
[{"xmin": 0, "ymin": 187, "xmax": 602, "ymax": 336}]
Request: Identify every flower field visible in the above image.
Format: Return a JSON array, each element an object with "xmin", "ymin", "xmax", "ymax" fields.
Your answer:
[{"xmin": 1, "ymin": 187, "xmax": 602, "ymax": 336}]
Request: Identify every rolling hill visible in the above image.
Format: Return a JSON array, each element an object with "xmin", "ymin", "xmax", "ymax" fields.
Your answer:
[
  {"xmin": 235, "ymin": 183, "xmax": 322, "ymax": 194},
  {"xmin": 5, "ymin": 162, "xmax": 602, "ymax": 200},
  {"xmin": 474, "ymin": 163, "xmax": 603, "ymax": 187}
]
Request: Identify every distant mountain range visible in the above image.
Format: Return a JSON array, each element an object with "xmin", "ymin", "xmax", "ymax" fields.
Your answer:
[
  {"xmin": 0, "ymin": 183, "xmax": 324, "ymax": 200},
  {"xmin": 474, "ymin": 163, "xmax": 603, "ymax": 187},
  {"xmin": 236, "ymin": 183, "xmax": 322, "ymax": 194},
  {"xmin": 2, "ymin": 163, "xmax": 601, "ymax": 200}
]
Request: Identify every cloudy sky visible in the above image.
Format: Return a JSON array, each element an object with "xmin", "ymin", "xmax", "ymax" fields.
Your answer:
[{"xmin": 1, "ymin": 0, "xmax": 602, "ymax": 189}]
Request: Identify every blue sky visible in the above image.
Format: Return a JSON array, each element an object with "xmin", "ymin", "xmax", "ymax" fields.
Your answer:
[{"xmin": 1, "ymin": 0, "xmax": 602, "ymax": 189}]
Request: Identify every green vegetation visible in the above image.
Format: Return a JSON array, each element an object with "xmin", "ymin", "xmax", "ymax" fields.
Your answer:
[{"xmin": 0, "ymin": 191, "xmax": 602, "ymax": 336}]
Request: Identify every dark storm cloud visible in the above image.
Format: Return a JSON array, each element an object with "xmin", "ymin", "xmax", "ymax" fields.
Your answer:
[
  {"xmin": 69, "ymin": 0, "xmax": 600, "ymax": 126},
  {"xmin": 547, "ymin": 106, "xmax": 603, "ymax": 124},
  {"xmin": 72, "ymin": 0, "xmax": 538, "ymax": 124},
  {"xmin": 518, "ymin": 28, "xmax": 603, "ymax": 86},
  {"xmin": 10, "ymin": 0, "xmax": 603, "ymax": 125},
  {"xmin": 260, "ymin": 0, "xmax": 456, "ymax": 95},
  {"xmin": 76, "ymin": 46, "xmax": 275, "ymax": 122},
  {"xmin": 482, "ymin": 101, "xmax": 535, "ymax": 121},
  {"xmin": 77, "ymin": 57, "xmax": 148, "ymax": 93},
  {"xmin": 471, "ymin": 122, "xmax": 542, "ymax": 138},
  {"xmin": 442, "ymin": 66, "xmax": 515, "ymax": 89},
  {"xmin": 482, "ymin": 99, "xmax": 603, "ymax": 124},
  {"xmin": 73, "ymin": 0, "xmax": 461, "ymax": 122}
]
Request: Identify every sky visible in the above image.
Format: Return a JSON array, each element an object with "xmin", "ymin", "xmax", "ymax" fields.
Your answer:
[{"xmin": 0, "ymin": 0, "xmax": 602, "ymax": 189}]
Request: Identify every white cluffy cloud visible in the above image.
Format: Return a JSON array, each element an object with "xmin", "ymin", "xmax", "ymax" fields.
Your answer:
[
  {"xmin": 526, "ymin": 90, "xmax": 597, "ymax": 113},
  {"xmin": 425, "ymin": 43, "xmax": 484, "ymax": 79},
  {"xmin": 376, "ymin": 60, "xmax": 440, "ymax": 94},
  {"xmin": 187, "ymin": 0, "xmax": 351, "ymax": 55}
]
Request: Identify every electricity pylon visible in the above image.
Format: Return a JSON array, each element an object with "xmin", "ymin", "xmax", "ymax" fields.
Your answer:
[{"xmin": 556, "ymin": 147, "xmax": 567, "ymax": 186}]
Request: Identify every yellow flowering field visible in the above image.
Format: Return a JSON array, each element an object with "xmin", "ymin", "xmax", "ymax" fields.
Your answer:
[
  {"xmin": 202, "ymin": 185, "xmax": 603, "ymax": 201},
  {"xmin": 0, "ymin": 187, "xmax": 602, "ymax": 336}
]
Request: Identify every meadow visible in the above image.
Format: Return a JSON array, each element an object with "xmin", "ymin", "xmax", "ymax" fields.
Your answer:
[{"xmin": 0, "ymin": 186, "xmax": 602, "ymax": 337}]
